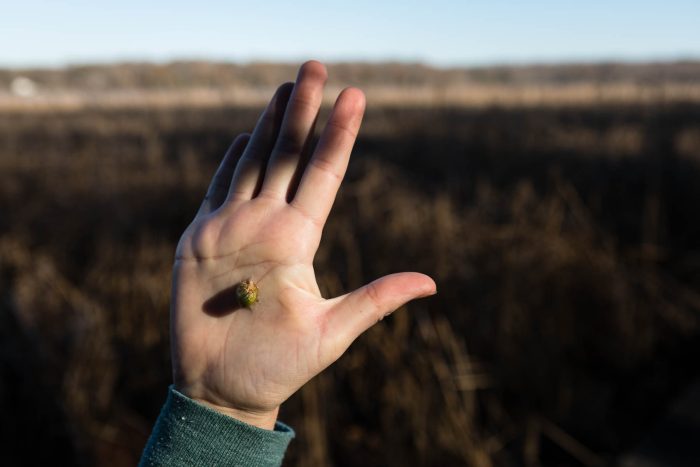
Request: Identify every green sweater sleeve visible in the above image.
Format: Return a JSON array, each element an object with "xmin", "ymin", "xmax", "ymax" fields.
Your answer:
[{"xmin": 139, "ymin": 386, "xmax": 294, "ymax": 467}]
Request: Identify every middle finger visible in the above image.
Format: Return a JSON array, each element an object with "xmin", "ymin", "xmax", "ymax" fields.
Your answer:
[{"xmin": 258, "ymin": 60, "xmax": 327, "ymax": 200}]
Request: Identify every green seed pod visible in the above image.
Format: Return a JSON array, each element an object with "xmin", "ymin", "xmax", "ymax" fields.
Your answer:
[{"xmin": 236, "ymin": 279, "xmax": 258, "ymax": 308}]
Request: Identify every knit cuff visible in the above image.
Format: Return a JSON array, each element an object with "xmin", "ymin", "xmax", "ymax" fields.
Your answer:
[{"xmin": 139, "ymin": 386, "xmax": 294, "ymax": 467}]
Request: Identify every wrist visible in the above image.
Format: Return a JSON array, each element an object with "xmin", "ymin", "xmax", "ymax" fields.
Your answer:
[
  {"xmin": 173, "ymin": 382, "xmax": 280, "ymax": 430},
  {"xmin": 190, "ymin": 397, "xmax": 280, "ymax": 431}
]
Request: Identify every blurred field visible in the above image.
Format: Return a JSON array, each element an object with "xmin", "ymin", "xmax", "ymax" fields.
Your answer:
[{"xmin": 1, "ymin": 62, "xmax": 700, "ymax": 466}]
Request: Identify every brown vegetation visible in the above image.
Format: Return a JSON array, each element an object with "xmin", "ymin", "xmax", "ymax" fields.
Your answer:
[
  {"xmin": 1, "ymin": 63, "xmax": 700, "ymax": 466},
  {"xmin": 3, "ymin": 60, "xmax": 700, "ymax": 90},
  {"xmin": 3, "ymin": 61, "xmax": 700, "ymax": 111}
]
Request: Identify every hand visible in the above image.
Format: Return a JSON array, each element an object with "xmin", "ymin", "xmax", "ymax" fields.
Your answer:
[{"xmin": 171, "ymin": 61, "xmax": 437, "ymax": 430}]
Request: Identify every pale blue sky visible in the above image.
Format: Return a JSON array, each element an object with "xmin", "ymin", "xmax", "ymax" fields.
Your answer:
[{"xmin": 1, "ymin": 0, "xmax": 699, "ymax": 67}]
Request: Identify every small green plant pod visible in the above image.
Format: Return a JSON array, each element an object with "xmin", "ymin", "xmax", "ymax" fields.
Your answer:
[{"xmin": 236, "ymin": 279, "xmax": 258, "ymax": 308}]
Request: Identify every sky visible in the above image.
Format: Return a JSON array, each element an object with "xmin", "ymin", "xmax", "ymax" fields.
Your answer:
[{"xmin": 1, "ymin": 0, "xmax": 699, "ymax": 68}]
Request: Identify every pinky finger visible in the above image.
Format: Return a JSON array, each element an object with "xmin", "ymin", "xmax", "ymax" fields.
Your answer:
[{"xmin": 197, "ymin": 133, "xmax": 250, "ymax": 216}]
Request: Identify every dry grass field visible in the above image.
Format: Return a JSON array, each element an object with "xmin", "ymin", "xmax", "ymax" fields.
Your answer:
[{"xmin": 1, "ymin": 62, "xmax": 700, "ymax": 466}]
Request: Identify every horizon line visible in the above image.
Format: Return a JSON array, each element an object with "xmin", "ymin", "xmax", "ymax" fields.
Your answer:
[{"xmin": 2, "ymin": 53, "xmax": 700, "ymax": 71}]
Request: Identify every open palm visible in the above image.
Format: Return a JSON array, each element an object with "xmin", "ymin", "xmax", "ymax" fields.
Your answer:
[{"xmin": 171, "ymin": 61, "xmax": 436, "ymax": 429}]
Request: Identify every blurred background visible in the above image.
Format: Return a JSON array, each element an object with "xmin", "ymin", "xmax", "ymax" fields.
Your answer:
[{"xmin": 2, "ymin": 1, "xmax": 700, "ymax": 466}]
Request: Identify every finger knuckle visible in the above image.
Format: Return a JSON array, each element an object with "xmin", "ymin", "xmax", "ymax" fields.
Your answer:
[
  {"xmin": 365, "ymin": 282, "xmax": 383, "ymax": 312},
  {"xmin": 326, "ymin": 119, "xmax": 358, "ymax": 140},
  {"xmin": 192, "ymin": 219, "xmax": 220, "ymax": 252},
  {"xmin": 274, "ymin": 133, "xmax": 305, "ymax": 156},
  {"xmin": 310, "ymin": 157, "xmax": 342, "ymax": 182}
]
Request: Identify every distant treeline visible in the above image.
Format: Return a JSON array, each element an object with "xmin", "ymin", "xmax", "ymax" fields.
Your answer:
[{"xmin": 1, "ymin": 60, "xmax": 700, "ymax": 90}]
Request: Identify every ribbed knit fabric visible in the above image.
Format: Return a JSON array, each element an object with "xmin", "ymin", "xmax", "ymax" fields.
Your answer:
[{"xmin": 139, "ymin": 386, "xmax": 294, "ymax": 467}]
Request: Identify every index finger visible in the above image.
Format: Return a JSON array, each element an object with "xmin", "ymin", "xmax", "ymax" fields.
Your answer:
[{"xmin": 290, "ymin": 87, "xmax": 365, "ymax": 224}]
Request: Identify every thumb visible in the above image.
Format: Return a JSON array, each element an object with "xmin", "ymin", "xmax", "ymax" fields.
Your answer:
[{"xmin": 325, "ymin": 272, "xmax": 436, "ymax": 348}]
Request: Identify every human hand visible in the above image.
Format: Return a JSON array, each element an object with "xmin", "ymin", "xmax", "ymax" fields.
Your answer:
[{"xmin": 171, "ymin": 61, "xmax": 436, "ymax": 430}]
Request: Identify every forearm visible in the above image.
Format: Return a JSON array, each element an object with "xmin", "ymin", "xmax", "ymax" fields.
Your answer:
[{"xmin": 139, "ymin": 386, "xmax": 294, "ymax": 467}]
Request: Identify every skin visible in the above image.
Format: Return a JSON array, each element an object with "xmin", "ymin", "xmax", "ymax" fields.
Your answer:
[{"xmin": 172, "ymin": 60, "xmax": 437, "ymax": 430}]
